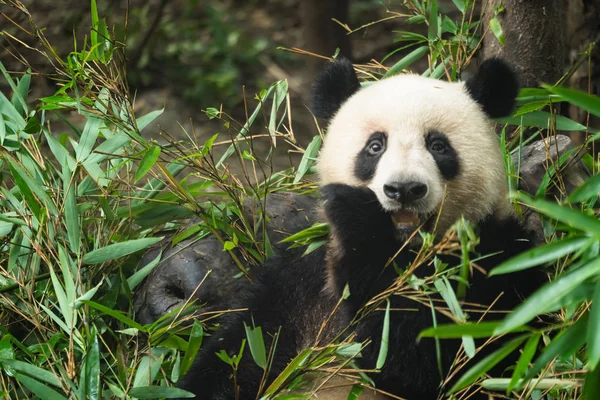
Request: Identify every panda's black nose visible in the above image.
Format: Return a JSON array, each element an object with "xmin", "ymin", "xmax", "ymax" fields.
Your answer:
[{"xmin": 383, "ymin": 181, "xmax": 428, "ymax": 203}]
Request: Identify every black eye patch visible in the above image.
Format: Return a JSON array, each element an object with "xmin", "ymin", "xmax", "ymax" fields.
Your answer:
[
  {"xmin": 354, "ymin": 131, "xmax": 387, "ymax": 181},
  {"xmin": 426, "ymin": 131, "xmax": 459, "ymax": 180}
]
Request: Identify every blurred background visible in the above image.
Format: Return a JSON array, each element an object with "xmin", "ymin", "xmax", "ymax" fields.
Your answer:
[{"xmin": 1, "ymin": 0, "xmax": 599, "ymax": 166}]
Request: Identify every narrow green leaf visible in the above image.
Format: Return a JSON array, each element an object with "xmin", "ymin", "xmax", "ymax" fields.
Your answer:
[
  {"xmin": 80, "ymin": 300, "xmax": 144, "ymax": 331},
  {"xmin": 7, "ymin": 160, "xmax": 41, "ymax": 218},
  {"xmin": 383, "ymin": 46, "xmax": 429, "ymax": 78},
  {"xmin": 90, "ymin": 0, "xmax": 99, "ymax": 48},
  {"xmin": 497, "ymin": 111, "xmax": 587, "ymax": 131},
  {"xmin": 448, "ymin": 336, "xmax": 527, "ymax": 394},
  {"xmin": 507, "ymin": 333, "xmax": 540, "ymax": 393},
  {"xmin": 420, "ymin": 322, "xmax": 531, "ymax": 339},
  {"xmin": 135, "ymin": 146, "xmax": 161, "ymax": 182},
  {"xmin": 543, "ymin": 84, "xmax": 600, "ymax": 118},
  {"xmin": 83, "ymin": 237, "xmax": 163, "ymax": 264},
  {"xmin": 262, "ymin": 348, "xmax": 312, "ymax": 396},
  {"xmin": 0, "ymin": 359, "xmax": 61, "ymax": 386},
  {"xmin": 76, "ymin": 117, "xmax": 102, "ymax": 162},
  {"xmin": 127, "ymin": 250, "xmax": 162, "ymax": 290},
  {"xmin": 428, "ymin": 0, "xmax": 439, "ymax": 40},
  {"xmin": 128, "ymin": 386, "xmax": 195, "ymax": 398},
  {"xmin": 347, "ymin": 384, "xmax": 365, "ymax": 400},
  {"xmin": 376, "ymin": 299, "xmax": 391, "ymax": 369},
  {"xmin": 132, "ymin": 350, "xmax": 166, "ymax": 388},
  {"xmin": 524, "ymin": 315, "xmax": 588, "ymax": 381},
  {"xmin": 244, "ymin": 322, "xmax": 267, "ymax": 369},
  {"xmin": 452, "ymin": 0, "xmax": 465, "ymax": 13},
  {"xmin": 75, "ymin": 280, "xmax": 103, "ymax": 309},
  {"xmin": 587, "ymin": 282, "xmax": 600, "ymax": 370},
  {"xmin": 0, "ymin": 113, "xmax": 6, "ymax": 145},
  {"xmin": 62, "ymin": 162, "xmax": 80, "ymax": 254},
  {"xmin": 495, "ymin": 258, "xmax": 600, "ymax": 335},
  {"xmin": 293, "ymin": 135, "xmax": 321, "ymax": 184},
  {"xmin": 568, "ymin": 173, "xmax": 600, "ymax": 203},
  {"xmin": 0, "ymin": 61, "xmax": 27, "ymax": 116},
  {"xmin": 268, "ymin": 80, "xmax": 288, "ymax": 143},
  {"xmin": 516, "ymin": 192, "xmax": 600, "ymax": 238},
  {"xmin": 48, "ymin": 264, "xmax": 73, "ymax": 330},
  {"xmin": 180, "ymin": 321, "xmax": 204, "ymax": 376},
  {"xmin": 12, "ymin": 373, "xmax": 67, "ymax": 400},
  {"xmin": 136, "ymin": 108, "xmax": 164, "ymax": 131},
  {"xmin": 280, "ymin": 223, "xmax": 329, "ymax": 244},
  {"xmin": 81, "ymin": 331, "xmax": 100, "ymax": 400},
  {"xmin": 583, "ymin": 363, "xmax": 600, "ymax": 400},
  {"xmin": 490, "ymin": 236, "xmax": 592, "ymax": 276},
  {"xmin": 489, "ymin": 17, "xmax": 505, "ymax": 46},
  {"xmin": 12, "ymin": 73, "xmax": 30, "ymax": 116}
]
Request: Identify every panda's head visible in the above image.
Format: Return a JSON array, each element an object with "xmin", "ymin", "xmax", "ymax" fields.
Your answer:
[{"xmin": 313, "ymin": 57, "xmax": 519, "ymax": 242}]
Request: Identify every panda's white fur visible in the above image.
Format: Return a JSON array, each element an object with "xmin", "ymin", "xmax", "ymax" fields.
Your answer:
[{"xmin": 318, "ymin": 73, "xmax": 513, "ymax": 238}]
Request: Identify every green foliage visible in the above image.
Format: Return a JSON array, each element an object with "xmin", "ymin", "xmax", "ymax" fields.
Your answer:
[
  {"xmin": 125, "ymin": 0, "xmax": 270, "ymax": 108},
  {"xmin": 2, "ymin": 0, "xmax": 600, "ymax": 399}
]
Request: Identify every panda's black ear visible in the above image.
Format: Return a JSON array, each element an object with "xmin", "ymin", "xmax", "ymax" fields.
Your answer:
[
  {"xmin": 465, "ymin": 58, "xmax": 519, "ymax": 119},
  {"xmin": 312, "ymin": 57, "xmax": 361, "ymax": 121}
]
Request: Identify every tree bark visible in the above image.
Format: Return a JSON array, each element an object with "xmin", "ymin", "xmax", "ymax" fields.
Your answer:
[
  {"xmin": 300, "ymin": 0, "xmax": 352, "ymax": 73},
  {"xmin": 481, "ymin": 0, "xmax": 566, "ymax": 89},
  {"xmin": 564, "ymin": 0, "xmax": 600, "ymax": 146}
]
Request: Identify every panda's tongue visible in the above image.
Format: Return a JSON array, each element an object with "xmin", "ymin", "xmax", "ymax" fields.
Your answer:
[{"xmin": 392, "ymin": 210, "xmax": 420, "ymax": 227}]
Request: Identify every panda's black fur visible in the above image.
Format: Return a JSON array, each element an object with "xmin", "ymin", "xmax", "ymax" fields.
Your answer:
[{"xmin": 176, "ymin": 58, "xmax": 543, "ymax": 400}]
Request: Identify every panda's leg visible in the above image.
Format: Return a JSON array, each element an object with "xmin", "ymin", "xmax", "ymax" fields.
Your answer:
[
  {"xmin": 321, "ymin": 184, "xmax": 448, "ymax": 398},
  {"xmin": 321, "ymin": 184, "xmax": 402, "ymax": 311}
]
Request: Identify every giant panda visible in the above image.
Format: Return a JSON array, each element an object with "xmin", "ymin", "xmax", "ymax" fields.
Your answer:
[{"xmin": 175, "ymin": 58, "xmax": 544, "ymax": 400}]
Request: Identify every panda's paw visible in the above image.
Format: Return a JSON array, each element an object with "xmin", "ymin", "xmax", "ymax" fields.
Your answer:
[{"xmin": 321, "ymin": 184, "xmax": 391, "ymax": 234}]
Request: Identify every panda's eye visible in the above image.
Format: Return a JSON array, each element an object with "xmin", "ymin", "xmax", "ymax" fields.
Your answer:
[
  {"xmin": 430, "ymin": 140, "xmax": 447, "ymax": 153},
  {"xmin": 367, "ymin": 139, "xmax": 384, "ymax": 156}
]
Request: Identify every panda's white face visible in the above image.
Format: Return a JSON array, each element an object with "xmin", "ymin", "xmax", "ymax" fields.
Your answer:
[{"xmin": 318, "ymin": 74, "xmax": 512, "ymax": 241}]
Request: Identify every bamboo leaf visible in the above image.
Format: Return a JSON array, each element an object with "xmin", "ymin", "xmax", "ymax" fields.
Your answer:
[
  {"xmin": 584, "ymin": 363, "xmax": 600, "ymax": 400},
  {"xmin": 507, "ymin": 333, "xmax": 540, "ymax": 393},
  {"xmin": 180, "ymin": 321, "xmax": 204, "ymax": 376},
  {"xmin": 12, "ymin": 373, "xmax": 67, "ymax": 400},
  {"xmin": 495, "ymin": 258, "xmax": 600, "ymax": 335},
  {"xmin": 420, "ymin": 322, "xmax": 531, "ymax": 339},
  {"xmin": 244, "ymin": 322, "xmax": 267, "ymax": 369},
  {"xmin": 0, "ymin": 359, "xmax": 61, "ymax": 387},
  {"xmin": 568, "ymin": 172, "xmax": 600, "ymax": 203},
  {"xmin": 543, "ymin": 84, "xmax": 600, "ymax": 118},
  {"xmin": 128, "ymin": 386, "xmax": 195, "ymax": 398},
  {"xmin": 62, "ymin": 162, "xmax": 80, "ymax": 254},
  {"xmin": 135, "ymin": 146, "xmax": 161, "ymax": 182},
  {"xmin": 448, "ymin": 336, "xmax": 527, "ymax": 394},
  {"xmin": 489, "ymin": 17, "xmax": 505, "ymax": 46},
  {"xmin": 136, "ymin": 108, "xmax": 164, "ymax": 131},
  {"xmin": 83, "ymin": 237, "xmax": 163, "ymax": 264},
  {"xmin": 524, "ymin": 315, "xmax": 588, "ymax": 381},
  {"xmin": 80, "ymin": 300, "xmax": 144, "ymax": 331},
  {"xmin": 497, "ymin": 111, "xmax": 587, "ymax": 131},
  {"xmin": 515, "ymin": 192, "xmax": 600, "ymax": 238},
  {"xmin": 587, "ymin": 282, "xmax": 600, "ymax": 370},
  {"xmin": 76, "ymin": 117, "xmax": 102, "ymax": 162},
  {"xmin": 383, "ymin": 46, "xmax": 429, "ymax": 78},
  {"xmin": 490, "ymin": 236, "xmax": 592, "ymax": 276},
  {"xmin": 80, "ymin": 330, "xmax": 100, "ymax": 400},
  {"xmin": 376, "ymin": 299, "xmax": 391, "ymax": 369},
  {"xmin": 428, "ymin": 0, "xmax": 439, "ymax": 40},
  {"xmin": 293, "ymin": 135, "xmax": 321, "ymax": 184},
  {"xmin": 127, "ymin": 250, "xmax": 162, "ymax": 290}
]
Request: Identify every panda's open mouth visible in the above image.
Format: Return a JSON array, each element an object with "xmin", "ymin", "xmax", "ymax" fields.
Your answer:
[
  {"xmin": 390, "ymin": 208, "xmax": 434, "ymax": 241},
  {"xmin": 391, "ymin": 209, "xmax": 421, "ymax": 228}
]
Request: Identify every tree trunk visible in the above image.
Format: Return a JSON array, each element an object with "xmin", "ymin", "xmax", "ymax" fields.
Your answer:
[
  {"xmin": 481, "ymin": 0, "xmax": 566, "ymax": 89},
  {"xmin": 564, "ymin": 0, "xmax": 600, "ymax": 146}
]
